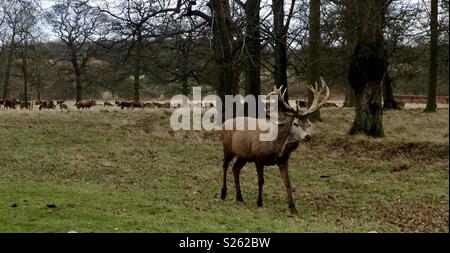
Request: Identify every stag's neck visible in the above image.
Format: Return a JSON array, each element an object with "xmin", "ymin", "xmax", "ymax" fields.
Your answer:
[{"xmin": 273, "ymin": 123, "xmax": 299, "ymax": 160}]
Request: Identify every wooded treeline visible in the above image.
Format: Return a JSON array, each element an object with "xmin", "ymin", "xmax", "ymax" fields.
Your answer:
[{"xmin": 0, "ymin": 0, "xmax": 448, "ymax": 134}]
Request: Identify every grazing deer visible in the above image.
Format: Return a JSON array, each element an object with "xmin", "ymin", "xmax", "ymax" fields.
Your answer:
[
  {"xmin": 4, "ymin": 99, "xmax": 18, "ymax": 109},
  {"xmin": 75, "ymin": 100, "xmax": 96, "ymax": 110},
  {"xmin": 221, "ymin": 79, "xmax": 330, "ymax": 214},
  {"xmin": 131, "ymin": 101, "xmax": 144, "ymax": 109},
  {"xmin": 39, "ymin": 100, "xmax": 56, "ymax": 110},
  {"xmin": 117, "ymin": 101, "xmax": 132, "ymax": 109},
  {"xmin": 20, "ymin": 102, "xmax": 31, "ymax": 109}
]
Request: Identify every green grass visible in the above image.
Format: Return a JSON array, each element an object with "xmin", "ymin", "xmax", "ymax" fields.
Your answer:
[{"xmin": 0, "ymin": 108, "xmax": 448, "ymax": 232}]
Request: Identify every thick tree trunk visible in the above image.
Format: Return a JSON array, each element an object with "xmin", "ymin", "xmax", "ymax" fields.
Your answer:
[
  {"xmin": 350, "ymin": 82, "xmax": 384, "ymax": 136},
  {"xmin": 425, "ymin": 0, "xmax": 439, "ymax": 112},
  {"xmin": 348, "ymin": 0, "xmax": 388, "ymax": 137},
  {"xmin": 307, "ymin": 0, "xmax": 321, "ymax": 121},
  {"xmin": 133, "ymin": 29, "xmax": 143, "ymax": 103},
  {"xmin": 244, "ymin": 0, "xmax": 261, "ymax": 97},
  {"xmin": 382, "ymin": 72, "xmax": 400, "ymax": 109},
  {"xmin": 210, "ymin": 0, "xmax": 240, "ymax": 121},
  {"xmin": 272, "ymin": 0, "xmax": 288, "ymax": 99},
  {"xmin": 2, "ymin": 32, "xmax": 16, "ymax": 100}
]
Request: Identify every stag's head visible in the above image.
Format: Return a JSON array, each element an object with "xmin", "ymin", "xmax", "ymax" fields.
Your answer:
[{"xmin": 267, "ymin": 78, "xmax": 330, "ymax": 142}]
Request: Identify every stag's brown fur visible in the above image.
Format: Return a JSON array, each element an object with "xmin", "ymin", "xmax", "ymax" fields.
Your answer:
[
  {"xmin": 221, "ymin": 117, "xmax": 300, "ymax": 214},
  {"xmin": 220, "ymin": 80, "xmax": 329, "ymax": 214}
]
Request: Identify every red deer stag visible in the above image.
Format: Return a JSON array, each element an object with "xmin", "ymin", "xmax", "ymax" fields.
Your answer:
[{"xmin": 221, "ymin": 79, "xmax": 330, "ymax": 214}]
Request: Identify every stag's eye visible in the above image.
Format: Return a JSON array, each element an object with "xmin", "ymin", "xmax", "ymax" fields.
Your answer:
[{"xmin": 293, "ymin": 123, "xmax": 299, "ymax": 127}]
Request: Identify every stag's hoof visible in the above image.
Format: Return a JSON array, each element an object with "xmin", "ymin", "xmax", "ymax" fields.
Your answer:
[
  {"xmin": 236, "ymin": 196, "xmax": 244, "ymax": 202},
  {"xmin": 220, "ymin": 188, "xmax": 227, "ymax": 200},
  {"xmin": 289, "ymin": 208, "xmax": 299, "ymax": 215}
]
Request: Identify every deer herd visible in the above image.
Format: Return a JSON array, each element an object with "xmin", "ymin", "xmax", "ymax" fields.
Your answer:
[{"xmin": 0, "ymin": 99, "xmax": 178, "ymax": 110}]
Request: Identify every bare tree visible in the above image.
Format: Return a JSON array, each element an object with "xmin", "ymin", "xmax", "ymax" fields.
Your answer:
[
  {"xmin": 272, "ymin": 0, "xmax": 295, "ymax": 99},
  {"xmin": 45, "ymin": 0, "xmax": 107, "ymax": 102},
  {"xmin": 186, "ymin": 0, "xmax": 242, "ymax": 118},
  {"xmin": 1, "ymin": 0, "xmax": 23, "ymax": 100},
  {"xmin": 28, "ymin": 43, "xmax": 50, "ymax": 102},
  {"xmin": 16, "ymin": 0, "xmax": 40, "ymax": 108},
  {"xmin": 99, "ymin": 0, "xmax": 183, "ymax": 102}
]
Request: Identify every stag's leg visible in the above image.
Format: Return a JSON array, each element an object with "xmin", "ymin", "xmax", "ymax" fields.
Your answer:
[
  {"xmin": 221, "ymin": 154, "xmax": 234, "ymax": 200},
  {"xmin": 232, "ymin": 159, "xmax": 246, "ymax": 202},
  {"xmin": 278, "ymin": 162, "xmax": 298, "ymax": 214},
  {"xmin": 255, "ymin": 162, "xmax": 265, "ymax": 207}
]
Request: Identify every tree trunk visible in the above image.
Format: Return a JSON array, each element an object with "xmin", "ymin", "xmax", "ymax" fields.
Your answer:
[
  {"xmin": 342, "ymin": 0, "xmax": 356, "ymax": 107},
  {"xmin": 36, "ymin": 82, "xmax": 41, "ymax": 102},
  {"xmin": 343, "ymin": 86, "xmax": 356, "ymax": 107},
  {"xmin": 75, "ymin": 73, "xmax": 82, "ymax": 102},
  {"xmin": 425, "ymin": 0, "xmax": 439, "ymax": 112},
  {"xmin": 350, "ymin": 82, "xmax": 384, "ymax": 136},
  {"xmin": 382, "ymin": 72, "xmax": 400, "ymax": 109},
  {"xmin": 182, "ymin": 77, "xmax": 189, "ymax": 96},
  {"xmin": 179, "ymin": 35, "xmax": 190, "ymax": 96},
  {"xmin": 348, "ymin": 0, "xmax": 388, "ymax": 137},
  {"xmin": 210, "ymin": 0, "xmax": 240, "ymax": 121},
  {"xmin": 2, "ymin": 31, "xmax": 16, "ymax": 100},
  {"xmin": 22, "ymin": 40, "xmax": 29, "ymax": 108},
  {"xmin": 244, "ymin": 0, "xmax": 261, "ymax": 97},
  {"xmin": 307, "ymin": 0, "xmax": 321, "ymax": 121},
  {"xmin": 71, "ymin": 51, "xmax": 83, "ymax": 103},
  {"xmin": 133, "ymin": 29, "xmax": 143, "ymax": 103},
  {"xmin": 272, "ymin": 0, "xmax": 288, "ymax": 99}
]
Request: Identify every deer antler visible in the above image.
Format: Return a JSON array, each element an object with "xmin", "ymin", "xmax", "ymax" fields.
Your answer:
[
  {"xmin": 265, "ymin": 78, "xmax": 330, "ymax": 118},
  {"xmin": 299, "ymin": 77, "xmax": 330, "ymax": 117},
  {"xmin": 266, "ymin": 85, "xmax": 297, "ymax": 116}
]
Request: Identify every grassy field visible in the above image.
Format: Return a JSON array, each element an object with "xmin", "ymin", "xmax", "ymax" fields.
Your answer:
[{"xmin": 0, "ymin": 107, "xmax": 448, "ymax": 232}]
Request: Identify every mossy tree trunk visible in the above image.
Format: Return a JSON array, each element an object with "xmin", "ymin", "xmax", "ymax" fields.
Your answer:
[{"xmin": 348, "ymin": 0, "xmax": 388, "ymax": 137}]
